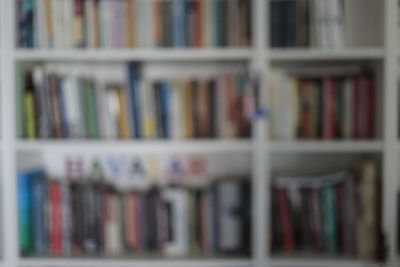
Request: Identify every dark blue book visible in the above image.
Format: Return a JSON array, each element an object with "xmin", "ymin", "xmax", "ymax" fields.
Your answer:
[
  {"xmin": 18, "ymin": 168, "xmax": 46, "ymax": 255},
  {"xmin": 57, "ymin": 77, "xmax": 69, "ymax": 138},
  {"xmin": 286, "ymin": 0, "xmax": 297, "ymax": 47},
  {"xmin": 128, "ymin": 63, "xmax": 142, "ymax": 139},
  {"xmin": 160, "ymin": 81, "xmax": 171, "ymax": 139},
  {"xmin": 270, "ymin": 0, "xmax": 281, "ymax": 47}
]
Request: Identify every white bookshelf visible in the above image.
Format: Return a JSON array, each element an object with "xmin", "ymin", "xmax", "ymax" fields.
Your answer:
[{"xmin": 0, "ymin": 0, "xmax": 399, "ymax": 267}]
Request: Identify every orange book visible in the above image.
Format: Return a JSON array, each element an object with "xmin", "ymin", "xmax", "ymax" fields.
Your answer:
[
  {"xmin": 184, "ymin": 82, "xmax": 194, "ymax": 138},
  {"xmin": 117, "ymin": 86, "xmax": 131, "ymax": 139},
  {"xmin": 198, "ymin": 81, "xmax": 209, "ymax": 137},
  {"xmin": 153, "ymin": 1, "xmax": 162, "ymax": 46}
]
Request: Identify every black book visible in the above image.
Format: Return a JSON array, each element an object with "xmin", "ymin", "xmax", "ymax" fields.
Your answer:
[{"xmin": 208, "ymin": 80, "xmax": 217, "ymax": 138}]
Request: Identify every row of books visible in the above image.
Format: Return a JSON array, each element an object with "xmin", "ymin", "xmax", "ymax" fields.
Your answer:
[
  {"xmin": 271, "ymin": 161, "xmax": 384, "ymax": 261},
  {"xmin": 270, "ymin": 0, "xmax": 383, "ymax": 48},
  {"xmin": 18, "ymin": 63, "xmax": 254, "ymax": 140},
  {"xmin": 18, "ymin": 0, "xmax": 252, "ymax": 49},
  {"xmin": 18, "ymin": 169, "xmax": 251, "ymax": 256},
  {"xmin": 269, "ymin": 70, "xmax": 375, "ymax": 140}
]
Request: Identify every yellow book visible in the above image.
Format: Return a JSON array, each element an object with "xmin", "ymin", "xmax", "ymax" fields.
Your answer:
[
  {"xmin": 25, "ymin": 92, "xmax": 36, "ymax": 139},
  {"xmin": 44, "ymin": 0, "xmax": 53, "ymax": 46},
  {"xmin": 117, "ymin": 87, "xmax": 131, "ymax": 139},
  {"xmin": 142, "ymin": 80, "xmax": 157, "ymax": 138}
]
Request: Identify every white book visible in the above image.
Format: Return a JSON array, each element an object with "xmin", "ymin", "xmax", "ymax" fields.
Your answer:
[
  {"xmin": 104, "ymin": 88, "xmax": 119, "ymax": 139},
  {"xmin": 33, "ymin": 65, "xmax": 52, "ymax": 138},
  {"xmin": 105, "ymin": 196, "xmax": 122, "ymax": 255},
  {"xmin": 269, "ymin": 70, "xmax": 297, "ymax": 140},
  {"xmin": 163, "ymin": 189, "xmax": 188, "ymax": 256},
  {"xmin": 63, "ymin": 75, "xmax": 82, "ymax": 138},
  {"xmin": 325, "ymin": 0, "xmax": 344, "ymax": 49},
  {"xmin": 218, "ymin": 182, "xmax": 241, "ymax": 251},
  {"xmin": 51, "ymin": 0, "xmax": 62, "ymax": 48}
]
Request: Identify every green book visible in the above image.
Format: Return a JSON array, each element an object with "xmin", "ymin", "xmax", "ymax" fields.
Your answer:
[
  {"xmin": 17, "ymin": 63, "xmax": 26, "ymax": 138},
  {"xmin": 85, "ymin": 80, "xmax": 99, "ymax": 139},
  {"xmin": 79, "ymin": 79, "xmax": 88, "ymax": 138},
  {"xmin": 325, "ymin": 186, "xmax": 339, "ymax": 254}
]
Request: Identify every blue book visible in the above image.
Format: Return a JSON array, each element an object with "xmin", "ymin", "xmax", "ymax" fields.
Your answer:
[
  {"xmin": 173, "ymin": 0, "xmax": 185, "ymax": 47},
  {"xmin": 286, "ymin": 0, "xmax": 297, "ymax": 47},
  {"xmin": 160, "ymin": 81, "xmax": 170, "ymax": 139},
  {"xmin": 33, "ymin": 178, "xmax": 46, "ymax": 254},
  {"xmin": 18, "ymin": 169, "xmax": 46, "ymax": 255},
  {"xmin": 128, "ymin": 63, "xmax": 142, "ymax": 139}
]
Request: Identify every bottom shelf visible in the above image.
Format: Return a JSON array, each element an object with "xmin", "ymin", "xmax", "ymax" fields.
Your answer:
[{"xmin": 18, "ymin": 257, "xmax": 251, "ymax": 267}]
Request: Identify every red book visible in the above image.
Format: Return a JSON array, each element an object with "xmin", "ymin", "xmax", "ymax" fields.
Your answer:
[
  {"xmin": 323, "ymin": 78, "xmax": 336, "ymax": 139},
  {"xmin": 50, "ymin": 183, "xmax": 63, "ymax": 255},
  {"xmin": 353, "ymin": 76, "xmax": 360, "ymax": 139},
  {"xmin": 194, "ymin": 0, "xmax": 203, "ymax": 47},
  {"xmin": 365, "ymin": 74, "xmax": 375, "ymax": 139},
  {"xmin": 308, "ymin": 188, "xmax": 320, "ymax": 251},
  {"xmin": 335, "ymin": 184, "xmax": 345, "ymax": 253},
  {"xmin": 278, "ymin": 188, "xmax": 295, "ymax": 253}
]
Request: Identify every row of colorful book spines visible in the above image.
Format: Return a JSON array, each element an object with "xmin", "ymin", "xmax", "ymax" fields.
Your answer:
[
  {"xmin": 21, "ymin": 76, "xmax": 254, "ymax": 140},
  {"xmin": 272, "ymin": 184, "xmax": 365, "ymax": 255},
  {"xmin": 18, "ymin": 0, "xmax": 252, "ymax": 48},
  {"xmin": 296, "ymin": 76, "xmax": 375, "ymax": 139},
  {"xmin": 21, "ymin": 188, "xmax": 247, "ymax": 256}
]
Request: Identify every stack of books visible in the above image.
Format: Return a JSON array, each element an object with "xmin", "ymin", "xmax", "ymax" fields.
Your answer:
[
  {"xmin": 18, "ymin": 169, "xmax": 251, "ymax": 256},
  {"xmin": 269, "ymin": 69, "xmax": 375, "ymax": 140},
  {"xmin": 269, "ymin": 0, "xmax": 383, "ymax": 48},
  {"xmin": 271, "ymin": 161, "xmax": 384, "ymax": 261},
  {"xmin": 18, "ymin": 62, "xmax": 254, "ymax": 139},
  {"xmin": 18, "ymin": 0, "xmax": 252, "ymax": 49}
]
